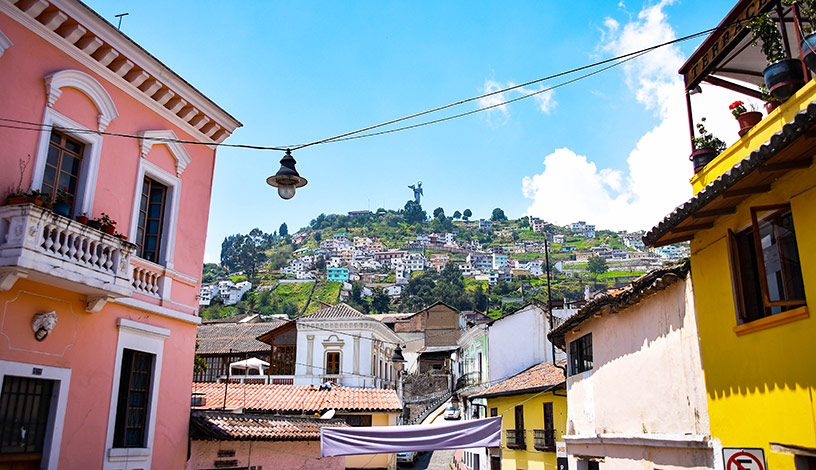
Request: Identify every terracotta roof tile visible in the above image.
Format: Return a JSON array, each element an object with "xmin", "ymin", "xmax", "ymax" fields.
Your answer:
[
  {"xmin": 474, "ymin": 361, "xmax": 566, "ymax": 398},
  {"xmin": 196, "ymin": 322, "xmax": 285, "ymax": 354},
  {"xmin": 548, "ymin": 260, "xmax": 689, "ymax": 349},
  {"xmin": 192, "ymin": 382, "xmax": 402, "ymax": 413},
  {"xmin": 190, "ymin": 411, "xmax": 348, "ymax": 441}
]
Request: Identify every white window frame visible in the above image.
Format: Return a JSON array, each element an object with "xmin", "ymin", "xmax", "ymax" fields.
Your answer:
[
  {"xmin": 31, "ymin": 108, "xmax": 103, "ymax": 219},
  {"xmin": 102, "ymin": 318, "xmax": 169, "ymax": 470},
  {"xmin": 128, "ymin": 159, "xmax": 181, "ymax": 269},
  {"xmin": 0, "ymin": 360, "xmax": 71, "ymax": 470}
]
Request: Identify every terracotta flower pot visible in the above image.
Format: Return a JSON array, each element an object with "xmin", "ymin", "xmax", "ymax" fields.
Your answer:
[
  {"xmin": 102, "ymin": 224, "xmax": 116, "ymax": 235},
  {"xmin": 736, "ymin": 111, "xmax": 763, "ymax": 137},
  {"xmin": 6, "ymin": 196, "xmax": 28, "ymax": 205},
  {"xmin": 76, "ymin": 215, "xmax": 89, "ymax": 224},
  {"xmin": 765, "ymin": 100, "xmax": 781, "ymax": 114}
]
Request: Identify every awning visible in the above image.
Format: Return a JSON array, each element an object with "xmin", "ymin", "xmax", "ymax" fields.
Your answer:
[
  {"xmin": 229, "ymin": 357, "xmax": 269, "ymax": 369},
  {"xmin": 320, "ymin": 416, "xmax": 501, "ymax": 457}
]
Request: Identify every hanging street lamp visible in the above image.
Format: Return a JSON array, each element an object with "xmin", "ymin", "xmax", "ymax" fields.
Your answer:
[{"xmin": 266, "ymin": 149, "xmax": 307, "ymax": 200}]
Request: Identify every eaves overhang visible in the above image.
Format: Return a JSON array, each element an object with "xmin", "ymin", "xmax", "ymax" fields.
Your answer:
[{"xmin": 643, "ymin": 101, "xmax": 816, "ymax": 248}]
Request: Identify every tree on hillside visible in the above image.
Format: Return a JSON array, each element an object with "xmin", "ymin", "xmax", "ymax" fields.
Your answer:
[
  {"xmin": 433, "ymin": 207, "xmax": 445, "ymax": 219},
  {"xmin": 370, "ymin": 288, "xmax": 390, "ymax": 314},
  {"xmin": 279, "ymin": 223, "xmax": 288, "ymax": 237},
  {"xmin": 473, "ymin": 284, "xmax": 487, "ymax": 312},
  {"xmin": 588, "ymin": 255, "xmax": 608, "ymax": 281},
  {"xmin": 220, "ymin": 228, "xmax": 272, "ymax": 277},
  {"xmin": 491, "ymin": 208, "xmax": 507, "ymax": 222},
  {"xmin": 453, "ymin": 210, "xmax": 462, "ymax": 220},
  {"xmin": 202, "ymin": 263, "xmax": 229, "ymax": 284},
  {"xmin": 402, "ymin": 200, "xmax": 427, "ymax": 225},
  {"xmin": 314, "ymin": 231, "xmax": 322, "ymax": 242},
  {"xmin": 463, "ymin": 209, "xmax": 472, "ymax": 221}
]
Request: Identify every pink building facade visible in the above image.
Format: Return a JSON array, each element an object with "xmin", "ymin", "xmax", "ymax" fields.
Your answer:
[{"xmin": 0, "ymin": 0, "xmax": 240, "ymax": 468}]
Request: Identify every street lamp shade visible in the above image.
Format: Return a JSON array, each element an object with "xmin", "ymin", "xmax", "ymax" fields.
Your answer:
[
  {"xmin": 391, "ymin": 345, "xmax": 406, "ymax": 365},
  {"xmin": 266, "ymin": 149, "xmax": 307, "ymax": 200}
]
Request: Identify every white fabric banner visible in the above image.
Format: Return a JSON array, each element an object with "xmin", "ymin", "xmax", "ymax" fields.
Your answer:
[{"xmin": 320, "ymin": 416, "xmax": 502, "ymax": 457}]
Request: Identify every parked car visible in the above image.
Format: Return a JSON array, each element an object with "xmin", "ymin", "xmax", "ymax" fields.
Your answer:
[
  {"xmin": 397, "ymin": 450, "xmax": 417, "ymax": 465},
  {"xmin": 443, "ymin": 406, "xmax": 462, "ymax": 420}
]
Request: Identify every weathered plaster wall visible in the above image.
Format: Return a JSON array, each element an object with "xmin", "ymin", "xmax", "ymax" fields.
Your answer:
[{"xmin": 188, "ymin": 440, "xmax": 344, "ymax": 470}]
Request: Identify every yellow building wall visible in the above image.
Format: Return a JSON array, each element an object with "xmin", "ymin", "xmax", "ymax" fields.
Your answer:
[
  {"xmin": 485, "ymin": 391, "xmax": 566, "ymax": 470},
  {"xmin": 345, "ymin": 412, "xmax": 399, "ymax": 469},
  {"xmin": 689, "ymin": 157, "xmax": 816, "ymax": 469}
]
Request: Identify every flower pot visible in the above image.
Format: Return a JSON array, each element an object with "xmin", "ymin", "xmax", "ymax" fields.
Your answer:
[
  {"xmin": 87, "ymin": 220, "xmax": 101, "ymax": 230},
  {"xmin": 6, "ymin": 196, "xmax": 28, "ymax": 205},
  {"xmin": 763, "ymin": 58, "xmax": 805, "ymax": 101},
  {"xmin": 765, "ymin": 100, "xmax": 781, "ymax": 114},
  {"xmin": 690, "ymin": 148, "xmax": 719, "ymax": 174},
  {"xmin": 736, "ymin": 111, "xmax": 763, "ymax": 137},
  {"xmin": 53, "ymin": 202, "xmax": 71, "ymax": 217},
  {"xmin": 101, "ymin": 224, "xmax": 116, "ymax": 235},
  {"xmin": 801, "ymin": 32, "xmax": 816, "ymax": 73},
  {"xmin": 76, "ymin": 215, "xmax": 89, "ymax": 225}
]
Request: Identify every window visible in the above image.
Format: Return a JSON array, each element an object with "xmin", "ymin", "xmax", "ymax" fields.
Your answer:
[
  {"xmin": 729, "ymin": 204, "xmax": 806, "ymax": 324},
  {"xmin": 342, "ymin": 415, "xmax": 371, "ymax": 427},
  {"xmin": 113, "ymin": 349, "xmax": 154, "ymax": 448},
  {"xmin": 534, "ymin": 402, "xmax": 555, "ymax": 451},
  {"xmin": 41, "ymin": 131, "xmax": 83, "ymax": 213},
  {"xmin": 136, "ymin": 177, "xmax": 167, "ymax": 263},
  {"xmin": 268, "ymin": 323, "xmax": 296, "ymax": 376},
  {"xmin": 490, "ymin": 407, "xmax": 498, "ymax": 417},
  {"xmin": 326, "ymin": 352, "xmax": 340, "ymax": 375},
  {"xmin": 0, "ymin": 376, "xmax": 54, "ymax": 456},
  {"xmin": 569, "ymin": 333, "xmax": 593, "ymax": 375}
]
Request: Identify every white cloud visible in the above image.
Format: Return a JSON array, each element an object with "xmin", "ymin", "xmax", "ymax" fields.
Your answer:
[
  {"xmin": 478, "ymin": 80, "xmax": 556, "ymax": 124},
  {"xmin": 204, "ymin": 252, "xmax": 214, "ymax": 263},
  {"xmin": 522, "ymin": 0, "xmax": 749, "ymax": 231}
]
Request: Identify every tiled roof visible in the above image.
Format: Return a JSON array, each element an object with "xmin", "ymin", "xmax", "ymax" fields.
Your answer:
[
  {"xmin": 192, "ymin": 382, "xmax": 402, "ymax": 413},
  {"xmin": 306, "ymin": 303, "xmax": 366, "ymax": 319},
  {"xmin": 548, "ymin": 260, "xmax": 690, "ymax": 349},
  {"xmin": 474, "ymin": 361, "xmax": 566, "ymax": 399},
  {"xmin": 368, "ymin": 313, "xmax": 413, "ymax": 323},
  {"xmin": 196, "ymin": 321, "xmax": 285, "ymax": 354},
  {"xmin": 190, "ymin": 411, "xmax": 348, "ymax": 441},
  {"xmin": 201, "ymin": 313, "xmax": 260, "ymax": 324},
  {"xmin": 643, "ymin": 101, "xmax": 816, "ymax": 247}
]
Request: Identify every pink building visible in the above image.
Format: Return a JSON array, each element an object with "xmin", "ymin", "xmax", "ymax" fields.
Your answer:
[{"xmin": 0, "ymin": 1, "xmax": 240, "ymax": 469}]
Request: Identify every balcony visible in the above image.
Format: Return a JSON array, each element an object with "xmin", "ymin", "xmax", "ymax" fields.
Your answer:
[
  {"xmin": 505, "ymin": 429, "xmax": 526, "ymax": 450},
  {"xmin": 219, "ymin": 375, "xmax": 294, "ymax": 385},
  {"xmin": 533, "ymin": 429, "xmax": 556, "ymax": 452},
  {"xmin": 0, "ymin": 204, "xmax": 136, "ymax": 311}
]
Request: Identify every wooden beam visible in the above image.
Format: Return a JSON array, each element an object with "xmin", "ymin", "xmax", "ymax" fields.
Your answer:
[
  {"xmin": 758, "ymin": 158, "xmax": 813, "ymax": 173},
  {"xmin": 651, "ymin": 234, "xmax": 694, "ymax": 248},
  {"xmin": 671, "ymin": 222, "xmax": 714, "ymax": 234},
  {"xmin": 723, "ymin": 185, "xmax": 772, "ymax": 198},
  {"xmin": 703, "ymin": 76, "xmax": 764, "ymax": 99},
  {"xmin": 692, "ymin": 206, "xmax": 737, "ymax": 218},
  {"xmin": 715, "ymin": 67, "xmax": 765, "ymax": 78}
]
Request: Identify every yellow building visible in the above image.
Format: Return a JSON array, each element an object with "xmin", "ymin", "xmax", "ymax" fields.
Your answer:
[
  {"xmin": 473, "ymin": 361, "xmax": 567, "ymax": 470},
  {"xmin": 645, "ymin": 2, "xmax": 816, "ymax": 467}
]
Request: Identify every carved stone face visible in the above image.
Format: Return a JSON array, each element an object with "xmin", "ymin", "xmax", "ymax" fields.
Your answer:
[{"xmin": 32, "ymin": 311, "xmax": 57, "ymax": 342}]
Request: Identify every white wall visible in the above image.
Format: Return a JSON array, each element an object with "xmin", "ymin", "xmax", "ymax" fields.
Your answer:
[{"xmin": 487, "ymin": 304, "xmax": 553, "ymax": 383}]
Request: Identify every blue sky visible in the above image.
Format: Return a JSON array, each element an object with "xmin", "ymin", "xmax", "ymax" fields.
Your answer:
[{"xmin": 86, "ymin": 0, "xmax": 739, "ymax": 263}]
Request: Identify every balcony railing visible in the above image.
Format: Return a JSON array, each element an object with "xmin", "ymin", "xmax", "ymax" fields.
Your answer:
[
  {"xmin": 533, "ymin": 429, "xmax": 555, "ymax": 451},
  {"xmin": 0, "ymin": 204, "xmax": 135, "ymax": 310},
  {"xmin": 131, "ymin": 260, "xmax": 164, "ymax": 297},
  {"xmin": 455, "ymin": 371, "xmax": 484, "ymax": 390},
  {"xmin": 505, "ymin": 429, "xmax": 526, "ymax": 449}
]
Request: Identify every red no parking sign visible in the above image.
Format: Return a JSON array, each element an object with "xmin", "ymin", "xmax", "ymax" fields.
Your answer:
[{"xmin": 723, "ymin": 448, "xmax": 767, "ymax": 470}]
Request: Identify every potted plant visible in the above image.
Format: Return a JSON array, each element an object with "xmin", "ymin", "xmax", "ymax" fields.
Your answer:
[
  {"xmin": 729, "ymin": 100, "xmax": 763, "ymax": 136},
  {"xmin": 6, "ymin": 156, "xmax": 32, "ymax": 205},
  {"xmin": 27, "ymin": 190, "xmax": 45, "ymax": 207},
  {"xmin": 748, "ymin": 13, "xmax": 804, "ymax": 101},
  {"xmin": 690, "ymin": 117, "xmax": 727, "ymax": 173},
  {"xmin": 785, "ymin": 0, "xmax": 816, "ymax": 72},
  {"xmin": 758, "ymin": 82, "xmax": 781, "ymax": 113},
  {"xmin": 115, "ymin": 232, "xmax": 128, "ymax": 241},
  {"xmin": 76, "ymin": 212, "xmax": 89, "ymax": 225},
  {"xmin": 97, "ymin": 213, "xmax": 116, "ymax": 235},
  {"xmin": 53, "ymin": 187, "xmax": 72, "ymax": 217}
]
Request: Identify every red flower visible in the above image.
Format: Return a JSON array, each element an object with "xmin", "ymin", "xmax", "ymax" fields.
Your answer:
[{"xmin": 729, "ymin": 100, "xmax": 744, "ymax": 110}]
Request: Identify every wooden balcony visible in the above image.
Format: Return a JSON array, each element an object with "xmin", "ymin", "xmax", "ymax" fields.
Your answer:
[
  {"xmin": 0, "ymin": 204, "xmax": 136, "ymax": 311},
  {"xmin": 533, "ymin": 429, "xmax": 556, "ymax": 452},
  {"xmin": 505, "ymin": 429, "xmax": 526, "ymax": 450}
]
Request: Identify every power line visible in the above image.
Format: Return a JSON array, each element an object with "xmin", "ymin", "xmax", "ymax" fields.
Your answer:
[{"xmin": 0, "ymin": 16, "xmax": 755, "ymax": 154}]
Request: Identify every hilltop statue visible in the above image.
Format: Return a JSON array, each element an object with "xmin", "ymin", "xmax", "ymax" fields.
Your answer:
[{"xmin": 408, "ymin": 181, "xmax": 423, "ymax": 204}]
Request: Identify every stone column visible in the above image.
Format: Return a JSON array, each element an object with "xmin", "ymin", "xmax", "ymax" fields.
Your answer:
[
  {"xmin": 353, "ymin": 336, "xmax": 360, "ymax": 375},
  {"xmin": 306, "ymin": 335, "xmax": 314, "ymax": 375}
]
